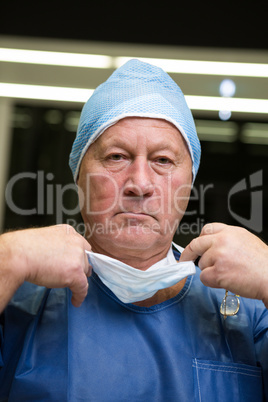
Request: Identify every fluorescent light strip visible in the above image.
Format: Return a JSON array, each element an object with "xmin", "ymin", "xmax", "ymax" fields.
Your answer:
[
  {"xmin": 1, "ymin": 48, "xmax": 268, "ymax": 78},
  {"xmin": 186, "ymin": 95, "xmax": 268, "ymax": 114},
  {"xmin": 0, "ymin": 83, "xmax": 268, "ymax": 114},
  {"xmin": 0, "ymin": 48, "xmax": 113, "ymax": 69},
  {"xmin": 115, "ymin": 57, "xmax": 268, "ymax": 78},
  {"xmin": 0, "ymin": 83, "xmax": 93, "ymax": 102},
  {"xmin": 241, "ymin": 123, "xmax": 268, "ymax": 144},
  {"xmin": 195, "ymin": 120, "xmax": 238, "ymax": 142}
]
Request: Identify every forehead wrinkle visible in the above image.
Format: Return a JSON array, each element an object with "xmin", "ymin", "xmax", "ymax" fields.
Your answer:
[
  {"xmin": 87, "ymin": 117, "xmax": 191, "ymax": 162},
  {"xmin": 95, "ymin": 127, "xmax": 185, "ymax": 151},
  {"xmin": 95, "ymin": 135, "xmax": 184, "ymax": 157}
]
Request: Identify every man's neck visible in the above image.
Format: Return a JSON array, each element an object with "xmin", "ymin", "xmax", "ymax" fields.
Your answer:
[
  {"xmin": 90, "ymin": 241, "xmax": 172, "ymax": 271},
  {"xmin": 133, "ymin": 277, "xmax": 187, "ymax": 307}
]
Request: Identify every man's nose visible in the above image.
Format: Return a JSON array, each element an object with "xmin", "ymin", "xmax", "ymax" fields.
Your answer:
[{"xmin": 123, "ymin": 157, "xmax": 154, "ymax": 197}]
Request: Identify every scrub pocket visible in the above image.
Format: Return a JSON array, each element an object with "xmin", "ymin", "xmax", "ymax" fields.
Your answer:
[{"xmin": 192, "ymin": 358, "xmax": 263, "ymax": 402}]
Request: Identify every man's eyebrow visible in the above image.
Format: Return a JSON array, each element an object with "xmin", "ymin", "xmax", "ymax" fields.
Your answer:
[
  {"xmin": 97, "ymin": 142, "xmax": 178, "ymax": 154},
  {"xmin": 94, "ymin": 138, "xmax": 130, "ymax": 154}
]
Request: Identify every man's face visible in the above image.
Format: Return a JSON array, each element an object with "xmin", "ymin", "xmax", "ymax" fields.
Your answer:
[{"xmin": 77, "ymin": 117, "xmax": 192, "ymax": 257}]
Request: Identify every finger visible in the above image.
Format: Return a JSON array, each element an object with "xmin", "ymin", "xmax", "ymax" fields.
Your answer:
[
  {"xmin": 80, "ymin": 236, "xmax": 92, "ymax": 273},
  {"xmin": 199, "ymin": 266, "xmax": 223, "ymax": 289},
  {"xmin": 200, "ymin": 222, "xmax": 227, "ymax": 236},
  {"xmin": 198, "ymin": 254, "xmax": 212, "ymax": 270},
  {"xmin": 180, "ymin": 235, "xmax": 213, "ymax": 262},
  {"xmin": 70, "ymin": 275, "xmax": 89, "ymax": 307},
  {"xmin": 84, "ymin": 252, "xmax": 92, "ymax": 277},
  {"xmin": 81, "ymin": 237, "xmax": 92, "ymax": 253},
  {"xmin": 179, "ymin": 243, "xmax": 199, "ymax": 262}
]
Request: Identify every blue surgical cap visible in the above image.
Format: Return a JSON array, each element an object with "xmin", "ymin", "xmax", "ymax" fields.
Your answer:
[{"xmin": 69, "ymin": 59, "xmax": 201, "ymax": 182}]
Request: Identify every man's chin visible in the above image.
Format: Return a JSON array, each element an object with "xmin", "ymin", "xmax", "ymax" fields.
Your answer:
[
  {"xmin": 116, "ymin": 225, "xmax": 160, "ymax": 243},
  {"xmin": 98, "ymin": 226, "xmax": 162, "ymax": 251}
]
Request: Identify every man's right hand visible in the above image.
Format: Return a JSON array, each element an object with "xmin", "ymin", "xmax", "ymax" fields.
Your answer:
[{"xmin": 0, "ymin": 224, "xmax": 92, "ymax": 312}]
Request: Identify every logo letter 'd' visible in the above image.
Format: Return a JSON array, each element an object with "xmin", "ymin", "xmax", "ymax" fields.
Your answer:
[{"xmin": 228, "ymin": 170, "xmax": 263, "ymax": 233}]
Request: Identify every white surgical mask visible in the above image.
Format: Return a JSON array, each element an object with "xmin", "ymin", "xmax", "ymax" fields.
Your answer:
[{"xmin": 85, "ymin": 243, "xmax": 196, "ymax": 303}]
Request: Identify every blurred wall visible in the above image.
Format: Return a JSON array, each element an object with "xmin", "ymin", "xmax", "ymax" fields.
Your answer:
[{"xmin": 0, "ymin": 37, "xmax": 267, "ymax": 244}]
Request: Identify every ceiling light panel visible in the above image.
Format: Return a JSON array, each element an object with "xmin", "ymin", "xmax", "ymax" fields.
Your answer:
[{"xmin": 0, "ymin": 48, "xmax": 113, "ymax": 69}]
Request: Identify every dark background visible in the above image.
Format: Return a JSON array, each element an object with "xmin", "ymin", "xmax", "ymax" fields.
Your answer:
[
  {"xmin": 1, "ymin": 1, "xmax": 267, "ymax": 244},
  {"xmin": 1, "ymin": 0, "xmax": 268, "ymax": 51}
]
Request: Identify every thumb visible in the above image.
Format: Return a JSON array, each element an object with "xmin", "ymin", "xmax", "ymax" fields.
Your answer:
[{"xmin": 179, "ymin": 242, "xmax": 199, "ymax": 262}]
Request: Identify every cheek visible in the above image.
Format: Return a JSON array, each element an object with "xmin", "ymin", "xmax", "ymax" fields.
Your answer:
[
  {"xmin": 169, "ymin": 176, "xmax": 192, "ymax": 215},
  {"xmin": 79, "ymin": 173, "xmax": 120, "ymax": 215}
]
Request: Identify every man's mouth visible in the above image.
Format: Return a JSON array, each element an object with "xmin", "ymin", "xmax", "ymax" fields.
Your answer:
[
  {"xmin": 115, "ymin": 211, "xmax": 155, "ymax": 219},
  {"xmin": 116, "ymin": 211, "xmax": 149, "ymax": 216}
]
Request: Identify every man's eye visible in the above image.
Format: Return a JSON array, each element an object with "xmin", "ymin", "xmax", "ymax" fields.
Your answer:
[
  {"xmin": 156, "ymin": 157, "xmax": 171, "ymax": 165},
  {"xmin": 109, "ymin": 154, "xmax": 124, "ymax": 161}
]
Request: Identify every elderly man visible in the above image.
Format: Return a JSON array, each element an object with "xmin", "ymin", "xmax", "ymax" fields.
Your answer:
[{"xmin": 0, "ymin": 60, "xmax": 268, "ymax": 401}]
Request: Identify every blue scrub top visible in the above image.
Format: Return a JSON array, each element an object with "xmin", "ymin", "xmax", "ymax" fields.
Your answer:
[{"xmin": 1, "ymin": 258, "xmax": 268, "ymax": 401}]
